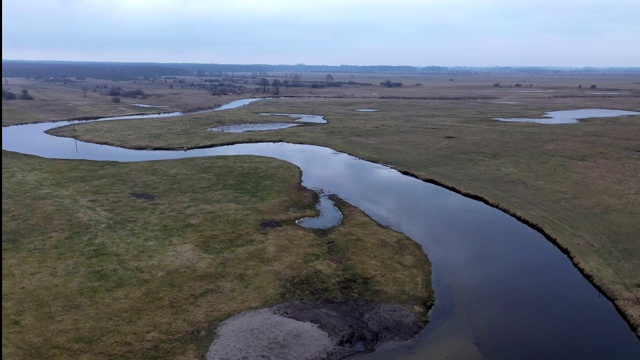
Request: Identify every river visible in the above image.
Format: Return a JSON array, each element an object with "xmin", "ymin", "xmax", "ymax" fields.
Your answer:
[{"xmin": 2, "ymin": 99, "xmax": 639, "ymax": 359}]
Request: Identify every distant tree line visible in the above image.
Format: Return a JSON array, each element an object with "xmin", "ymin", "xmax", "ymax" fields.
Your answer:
[
  {"xmin": 2, "ymin": 61, "xmax": 189, "ymax": 80},
  {"xmin": 3, "ymin": 61, "xmax": 638, "ymax": 80},
  {"xmin": 380, "ymin": 79, "xmax": 403, "ymax": 88},
  {"xmin": 2, "ymin": 89, "xmax": 33, "ymax": 100},
  {"xmin": 107, "ymin": 87, "xmax": 146, "ymax": 98}
]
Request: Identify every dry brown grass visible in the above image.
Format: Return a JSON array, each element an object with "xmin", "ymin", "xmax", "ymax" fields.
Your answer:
[{"xmin": 1, "ymin": 76, "xmax": 256, "ymax": 126}]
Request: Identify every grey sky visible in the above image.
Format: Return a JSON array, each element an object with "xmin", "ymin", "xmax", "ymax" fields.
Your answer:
[{"xmin": 3, "ymin": 0, "xmax": 639, "ymax": 67}]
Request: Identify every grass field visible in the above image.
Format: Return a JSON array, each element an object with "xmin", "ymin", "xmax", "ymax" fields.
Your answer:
[
  {"xmin": 3, "ymin": 72, "xmax": 639, "ymax": 357},
  {"xmin": 2, "ymin": 151, "xmax": 431, "ymax": 359}
]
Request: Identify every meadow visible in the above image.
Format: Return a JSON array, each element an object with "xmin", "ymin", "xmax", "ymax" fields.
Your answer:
[{"xmin": 3, "ymin": 71, "xmax": 639, "ymax": 357}]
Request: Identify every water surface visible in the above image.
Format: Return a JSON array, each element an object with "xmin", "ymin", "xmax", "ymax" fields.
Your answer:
[
  {"xmin": 295, "ymin": 193, "xmax": 343, "ymax": 229},
  {"xmin": 494, "ymin": 108, "xmax": 640, "ymax": 124},
  {"xmin": 207, "ymin": 112, "xmax": 326, "ymax": 132},
  {"xmin": 129, "ymin": 103, "xmax": 168, "ymax": 108},
  {"xmin": 207, "ymin": 123, "xmax": 302, "ymax": 133}
]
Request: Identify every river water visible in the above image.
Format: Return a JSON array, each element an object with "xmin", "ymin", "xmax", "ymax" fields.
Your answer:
[{"xmin": 2, "ymin": 99, "xmax": 639, "ymax": 359}]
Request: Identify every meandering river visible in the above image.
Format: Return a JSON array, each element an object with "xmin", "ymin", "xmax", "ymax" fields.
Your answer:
[{"xmin": 2, "ymin": 99, "xmax": 639, "ymax": 359}]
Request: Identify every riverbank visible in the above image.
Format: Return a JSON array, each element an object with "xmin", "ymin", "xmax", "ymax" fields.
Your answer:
[
  {"xmin": 397, "ymin": 169, "xmax": 640, "ymax": 337},
  {"xmin": 2, "ymin": 151, "xmax": 432, "ymax": 359}
]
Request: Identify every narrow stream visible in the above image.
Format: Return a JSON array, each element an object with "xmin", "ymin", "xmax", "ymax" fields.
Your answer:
[{"xmin": 2, "ymin": 99, "xmax": 639, "ymax": 359}]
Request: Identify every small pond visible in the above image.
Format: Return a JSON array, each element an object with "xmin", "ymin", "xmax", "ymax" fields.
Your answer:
[
  {"xmin": 207, "ymin": 112, "xmax": 326, "ymax": 132},
  {"xmin": 494, "ymin": 108, "xmax": 640, "ymax": 124},
  {"xmin": 207, "ymin": 123, "xmax": 302, "ymax": 133},
  {"xmin": 129, "ymin": 103, "xmax": 168, "ymax": 108},
  {"xmin": 295, "ymin": 192, "xmax": 343, "ymax": 229}
]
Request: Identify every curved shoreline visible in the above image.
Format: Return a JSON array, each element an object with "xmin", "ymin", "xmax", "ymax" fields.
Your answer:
[
  {"xmin": 43, "ymin": 123, "xmax": 640, "ymax": 338},
  {"xmin": 396, "ymin": 168, "xmax": 640, "ymax": 338}
]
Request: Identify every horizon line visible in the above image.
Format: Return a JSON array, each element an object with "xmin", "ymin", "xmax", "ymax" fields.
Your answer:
[{"xmin": 3, "ymin": 59, "xmax": 639, "ymax": 70}]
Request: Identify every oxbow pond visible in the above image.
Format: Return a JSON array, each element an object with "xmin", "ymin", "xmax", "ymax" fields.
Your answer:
[
  {"xmin": 2, "ymin": 99, "xmax": 639, "ymax": 359},
  {"xmin": 494, "ymin": 108, "xmax": 640, "ymax": 124}
]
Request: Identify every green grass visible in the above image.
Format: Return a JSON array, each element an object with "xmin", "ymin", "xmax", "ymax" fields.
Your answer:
[{"xmin": 2, "ymin": 151, "xmax": 431, "ymax": 359}]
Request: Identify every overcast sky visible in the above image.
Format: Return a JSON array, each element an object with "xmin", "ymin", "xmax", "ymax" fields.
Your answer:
[{"xmin": 3, "ymin": 0, "xmax": 639, "ymax": 67}]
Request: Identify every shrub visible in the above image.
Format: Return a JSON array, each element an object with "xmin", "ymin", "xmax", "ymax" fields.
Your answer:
[
  {"xmin": 121, "ymin": 89, "xmax": 145, "ymax": 97},
  {"xmin": 380, "ymin": 80, "xmax": 402, "ymax": 88},
  {"xmin": 19, "ymin": 90, "xmax": 34, "ymax": 100},
  {"xmin": 2, "ymin": 89, "xmax": 17, "ymax": 100},
  {"xmin": 111, "ymin": 96, "xmax": 121, "ymax": 103}
]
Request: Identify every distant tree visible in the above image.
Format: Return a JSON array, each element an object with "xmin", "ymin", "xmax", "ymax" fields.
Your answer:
[
  {"xmin": 578, "ymin": 84, "xmax": 582, "ymax": 89},
  {"xmin": 111, "ymin": 96, "xmax": 121, "ymax": 103},
  {"xmin": 292, "ymin": 74, "xmax": 301, "ymax": 86},
  {"xmin": 590, "ymin": 84, "xmax": 597, "ymax": 89},
  {"xmin": 380, "ymin": 79, "xmax": 402, "ymax": 88},
  {"xmin": 19, "ymin": 89, "xmax": 33, "ymax": 100},
  {"xmin": 493, "ymin": 83, "xmax": 501, "ymax": 87},
  {"xmin": 2, "ymin": 89, "xmax": 17, "ymax": 100},
  {"xmin": 82, "ymin": 85, "xmax": 89, "ymax": 97},
  {"xmin": 258, "ymin": 78, "xmax": 269, "ymax": 93},
  {"xmin": 271, "ymin": 79, "xmax": 282, "ymax": 95},
  {"xmin": 325, "ymin": 74, "xmax": 334, "ymax": 84},
  {"xmin": 121, "ymin": 89, "xmax": 145, "ymax": 98},
  {"xmin": 108, "ymin": 87, "xmax": 122, "ymax": 96}
]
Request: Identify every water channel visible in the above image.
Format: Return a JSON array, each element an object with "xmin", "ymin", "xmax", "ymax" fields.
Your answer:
[{"xmin": 2, "ymin": 99, "xmax": 639, "ymax": 359}]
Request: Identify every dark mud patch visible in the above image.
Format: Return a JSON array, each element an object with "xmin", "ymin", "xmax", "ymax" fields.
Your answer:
[
  {"xmin": 260, "ymin": 220, "xmax": 283, "ymax": 229},
  {"xmin": 130, "ymin": 192, "xmax": 156, "ymax": 200},
  {"xmin": 273, "ymin": 299, "xmax": 424, "ymax": 359}
]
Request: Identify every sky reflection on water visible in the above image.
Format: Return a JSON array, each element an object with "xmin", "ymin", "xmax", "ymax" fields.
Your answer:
[{"xmin": 494, "ymin": 108, "xmax": 640, "ymax": 124}]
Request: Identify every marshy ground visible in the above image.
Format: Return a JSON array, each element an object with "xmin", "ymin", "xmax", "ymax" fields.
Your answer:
[{"xmin": 3, "ymin": 71, "xmax": 639, "ymax": 358}]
